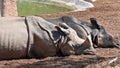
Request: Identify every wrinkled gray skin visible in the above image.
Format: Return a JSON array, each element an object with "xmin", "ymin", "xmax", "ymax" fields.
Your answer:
[
  {"xmin": 0, "ymin": 16, "xmax": 95, "ymax": 60},
  {"xmin": 45, "ymin": 16, "xmax": 120, "ymax": 48}
]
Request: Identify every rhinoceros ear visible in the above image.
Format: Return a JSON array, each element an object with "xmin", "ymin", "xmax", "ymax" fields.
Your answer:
[
  {"xmin": 55, "ymin": 23, "xmax": 70, "ymax": 35},
  {"xmin": 59, "ymin": 23, "xmax": 71, "ymax": 29},
  {"xmin": 90, "ymin": 18, "xmax": 100, "ymax": 29}
]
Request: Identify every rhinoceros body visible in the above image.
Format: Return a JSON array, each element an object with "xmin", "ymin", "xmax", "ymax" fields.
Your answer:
[{"xmin": 0, "ymin": 16, "xmax": 95, "ymax": 60}]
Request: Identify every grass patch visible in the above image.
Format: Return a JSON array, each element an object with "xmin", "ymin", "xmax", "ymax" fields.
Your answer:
[{"xmin": 17, "ymin": 1, "xmax": 72, "ymax": 16}]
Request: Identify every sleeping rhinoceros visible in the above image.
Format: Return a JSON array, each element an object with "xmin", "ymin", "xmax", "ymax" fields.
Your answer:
[
  {"xmin": 45, "ymin": 16, "xmax": 120, "ymax": 48},
  {"xmin": 0, "ymin": 16, "xmax": 95, "ymax": 60}
]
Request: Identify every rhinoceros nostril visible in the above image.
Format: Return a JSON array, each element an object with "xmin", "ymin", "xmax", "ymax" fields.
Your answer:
[
  {"xmin": 117, "ymin": 43, "xmax": 120, "ymax": 45},
  {"xmin": 114, "ymin": 43, "xmax": 120, "ymax": 48}
]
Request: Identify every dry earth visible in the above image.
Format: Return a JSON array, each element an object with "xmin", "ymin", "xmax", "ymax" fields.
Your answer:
[{"xmin": 0, "ymin": 0, "xmax": 120, "ymax": 68}]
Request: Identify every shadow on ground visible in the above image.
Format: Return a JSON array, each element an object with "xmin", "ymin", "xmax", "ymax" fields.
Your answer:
[{"xmin": 18, "ymin": 56, "xmax": 111, "ymax": 68}]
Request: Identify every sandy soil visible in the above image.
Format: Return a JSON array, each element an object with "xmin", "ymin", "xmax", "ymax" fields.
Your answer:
[{"xmin": 0, "ymin": 0, "xmax": 120, "ymax": 68}]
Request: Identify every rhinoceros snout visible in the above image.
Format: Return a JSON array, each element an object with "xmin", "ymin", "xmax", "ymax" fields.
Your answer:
[{"xmin": 113, "ymin": 41, "xmax": 120, "ymax": 48}]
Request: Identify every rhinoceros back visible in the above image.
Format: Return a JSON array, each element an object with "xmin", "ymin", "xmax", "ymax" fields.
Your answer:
[{"xmin": 0, "ymin": 17, "xmax": 28, "ymax": 59}]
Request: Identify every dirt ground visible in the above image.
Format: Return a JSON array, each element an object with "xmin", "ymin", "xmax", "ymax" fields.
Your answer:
[{"xmin": 0, "ymin": 0, "xmax": 120, "ymax": 68}]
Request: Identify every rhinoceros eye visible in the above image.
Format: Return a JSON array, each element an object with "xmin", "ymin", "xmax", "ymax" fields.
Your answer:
[
  {"xmin": 98, "ymin": 34, "xmax": 103, "ymax": 38},
  {"xmin": 98, "ymin": 35, "xmax": 103, "ymax": 40}
]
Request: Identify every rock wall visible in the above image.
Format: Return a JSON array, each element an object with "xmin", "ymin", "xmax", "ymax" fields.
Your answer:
[
  {"xmin": 0, "ymin": 0, "xmax": 3, "ymax": 17},
  {"xmin": 2, "ymin": 0, "xmax": 18, "ymax": 16}
]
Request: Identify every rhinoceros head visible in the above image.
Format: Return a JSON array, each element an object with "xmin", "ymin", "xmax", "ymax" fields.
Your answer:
[
  {"xmin": 55, "ymin": 23, "xmax": 96, "ymax": 55},
  {"xmin": 90, "ymin": 18, "xmax": 120, "ymax": 48}
]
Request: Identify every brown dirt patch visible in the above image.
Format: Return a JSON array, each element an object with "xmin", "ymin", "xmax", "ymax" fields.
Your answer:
[{"xmin": 0, "ymin": 0, "xmax": 120, "ymax": 68}]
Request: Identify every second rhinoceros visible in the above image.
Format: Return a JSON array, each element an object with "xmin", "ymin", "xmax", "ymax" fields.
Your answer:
[{"xmin": 45, "ymin": 16, "xmax": 119, "ymax": 48}]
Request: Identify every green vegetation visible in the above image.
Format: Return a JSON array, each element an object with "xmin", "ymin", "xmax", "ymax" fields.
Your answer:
[{"xmin": 17, "ymin": 1, "xmax": 72, "ymax": 16}]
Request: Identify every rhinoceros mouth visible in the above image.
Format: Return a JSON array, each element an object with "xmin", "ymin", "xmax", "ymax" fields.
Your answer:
[{"xmin": 112, "ymin": 41, "xmax": 120, "ymax": 48}]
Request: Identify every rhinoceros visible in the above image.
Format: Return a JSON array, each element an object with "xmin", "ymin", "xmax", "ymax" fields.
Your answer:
[
  {"xmin": 0, "ymin": 16, "xmax": 95, "ymax": 60},
  {"xmin": 45, "ymin": 16, "xmax": 120, "ymax": 48}
]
